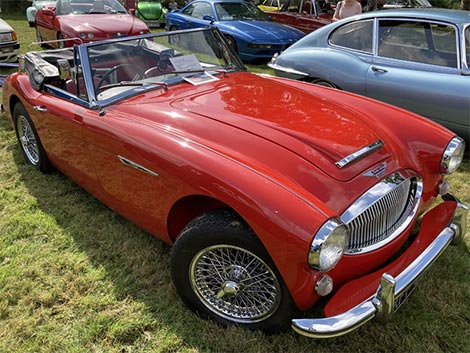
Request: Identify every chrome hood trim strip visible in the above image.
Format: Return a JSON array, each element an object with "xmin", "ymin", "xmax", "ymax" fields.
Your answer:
[{"xmin": 336, "ymin": 140, "xmax": 384, "ymax": 168}]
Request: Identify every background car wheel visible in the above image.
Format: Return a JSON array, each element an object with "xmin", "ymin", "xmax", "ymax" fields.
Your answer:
[
  {"xmin": 312, "ymin": 79, "xmax": 337, "ymax": 89},
  {"xmin": 29, "ymin": 21, "xmax": 35, "ymax": 28},
  {"xmin": 170, "ymin": 209, "xmax": 298, "ymax": 333},
  {"xmin": 57, "ymin": 32, "xmax": 66, "ymax": 49},
  {"xmin": 13, "ymin": 103, "xmax": 52, "ymax": 173},
  {"xmin": 224, "ymin": 35, "xmax": 237, "ymax": 53}
]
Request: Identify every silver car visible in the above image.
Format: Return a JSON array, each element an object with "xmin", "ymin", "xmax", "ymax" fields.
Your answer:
[
  {"xmin": 269, "ymin": 9, "xmax": 470, "ymax": 142},
  {"xmin": 0, "ymin": 18, "xmax": 19, "ymax": 62}
]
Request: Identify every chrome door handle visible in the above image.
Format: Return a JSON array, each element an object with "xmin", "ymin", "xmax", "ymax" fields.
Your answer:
[
  {"xmin": 371, "ymin": 66, "xmax": 388, "ymax": 73},
  {"xmin": 33, "ymin": 106, "xmax": 47, "ymax": 112}
]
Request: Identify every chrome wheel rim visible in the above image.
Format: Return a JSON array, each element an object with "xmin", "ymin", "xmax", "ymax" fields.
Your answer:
[
  {"xmin": 17, "ymin": 115, "xmax": 39, "ymax": 165},
  {"xmin": 190, "ymin": 245, "xmax": 281, "ymax": 323}
]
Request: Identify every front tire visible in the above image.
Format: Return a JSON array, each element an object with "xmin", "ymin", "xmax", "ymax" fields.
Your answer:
[
  {"xmin": 170, "ymin": 209, "xmax": 298, "ymax": 333},
  {"xmin": 13, "ymin": 103, "xmax": 52, "ymax": 173}
]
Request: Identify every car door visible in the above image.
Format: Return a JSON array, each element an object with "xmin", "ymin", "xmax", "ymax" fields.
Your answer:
[
  {"xmin": 366, "ymin": 18, "xmax": 470, "ymax": 139},
  {"xmin": 178, "ymin": 2, "xmax": 214, "ymax": 29},
  {"xmin": 33, "ymin": 91, "xmax": 100, "ymax": 195}
]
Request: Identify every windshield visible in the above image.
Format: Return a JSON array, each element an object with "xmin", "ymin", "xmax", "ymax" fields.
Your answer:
[
  {"xmin": 214, "ymin": 2, "xmax": 268, "ymax": 21},
  {"xmin": 56, "ymin": 0, "xmax": 127, "ymax": 15},
  {"xmin": 82, "ymin": 28, "xmax": 244, "ymax": 102}
]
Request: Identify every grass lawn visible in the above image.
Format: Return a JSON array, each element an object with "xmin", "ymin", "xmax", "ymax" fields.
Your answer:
[{"xmin": 0, "ymin": 12, "xmax": 469, "ymax": 353}]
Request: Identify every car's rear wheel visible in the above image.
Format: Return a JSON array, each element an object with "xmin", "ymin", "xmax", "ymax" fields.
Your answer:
[
  {"xmin": 312, "ymin": 79, "xmax": 337, "ymax": 89},
  {"xmin": 170, "ymin": 209, "xmax": 298, "ymax": 333},
  {"xmin": 13, "ymin": 103, "xmax": 52, "ymax": 173}
]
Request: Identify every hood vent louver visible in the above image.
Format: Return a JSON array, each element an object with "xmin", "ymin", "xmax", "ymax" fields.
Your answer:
[{"xmin": 335, "ymin": 140, "xmax": 384, "ymax": 168}]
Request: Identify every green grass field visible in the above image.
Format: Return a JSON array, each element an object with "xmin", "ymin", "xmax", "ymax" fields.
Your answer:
[{"xmin": 1, "ymin": 13, "xmax": 469, "ymax": 353}]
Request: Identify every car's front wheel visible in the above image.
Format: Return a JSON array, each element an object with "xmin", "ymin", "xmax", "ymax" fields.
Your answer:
[
  {"xmin": 170, "ymin": 209, "xmax": 298, "ymax": 333},
  {"xmin": 13, "ymin": 103, "xmax": 52, "ymax": 173}
]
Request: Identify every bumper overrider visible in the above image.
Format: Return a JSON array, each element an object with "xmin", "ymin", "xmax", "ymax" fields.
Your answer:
[{"xmin": 293, "ymin": 193, "xmax": 468, "ymax": 338}]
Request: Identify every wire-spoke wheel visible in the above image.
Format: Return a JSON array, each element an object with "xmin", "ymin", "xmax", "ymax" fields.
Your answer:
[
  {"xmin": 190, "ymin": 244, "xmax": 281, "ymax": 323},
  {"xmin": 13, "ymin": 103, "xmax": 52, "ymax": 173},
  {"xmin": 171, "ymin": 209, "xmax": 298, "ymax": 333}
]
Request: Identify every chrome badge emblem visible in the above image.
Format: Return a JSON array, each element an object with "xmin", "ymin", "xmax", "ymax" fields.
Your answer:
[{"xmin": 364, "ymin": 162, "xmax": 387, "ymax": 178}]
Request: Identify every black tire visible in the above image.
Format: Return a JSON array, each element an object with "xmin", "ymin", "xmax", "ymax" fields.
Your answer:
[
  {"xmin": 13, "ymin": 103, "xmax": 52, "ymax": 173},
  {"xmin": 312, "ymin": 79, "xmax": 337, "ymax": 89},
  {"xmin": 29, "ymin": 21, "xmax": 35, "ymax": 28},
  {"xmin": 170, "ymin": 209, "xmax": 298, "ymax": 333}
]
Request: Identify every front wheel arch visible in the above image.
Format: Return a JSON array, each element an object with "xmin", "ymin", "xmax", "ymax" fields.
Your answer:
[{"xmin": 170, "ymin": 208, "xmax": 298, "ymax": 333}]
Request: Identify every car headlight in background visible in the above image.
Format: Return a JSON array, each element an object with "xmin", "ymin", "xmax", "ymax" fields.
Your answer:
[
  {"xmin": 79, "ymin": 33, "xmax": 94, "ymax": 40},
  {"xmin": 0, "ymin": 31, "xmax": 16, "ymax": 41},
  {"xmin": 308, "ymin": 218, "xmax": 349, "ymax": 272},
  {"xmin": 440, "ymin": 137, "xmax": 465, "ymax": 174}
]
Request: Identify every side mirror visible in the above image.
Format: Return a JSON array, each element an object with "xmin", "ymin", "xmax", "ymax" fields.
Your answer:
[{"xmin": 202, "ymin": 15, "xmax": 215, "ymax": 23}]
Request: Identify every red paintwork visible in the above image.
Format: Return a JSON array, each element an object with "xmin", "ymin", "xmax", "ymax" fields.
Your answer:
[
  {"xmin": 266, "ymin": 10, "xmax": 332, "ymax": 33},
  {"xmin": 35, "ymin": 3, "xmax": 149, "ymax": 48},
  {"xmin": 2, "ymin": 68, "xmax": 455, "ymax": 312}
]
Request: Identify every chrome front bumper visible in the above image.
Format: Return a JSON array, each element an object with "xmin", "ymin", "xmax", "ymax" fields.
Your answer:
[{"xmin": 292, "ymin": 194, "xmax": 468, "ymax": 338}]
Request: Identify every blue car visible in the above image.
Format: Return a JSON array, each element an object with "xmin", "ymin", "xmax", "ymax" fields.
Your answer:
[
  {"xmin": 269, "ymin": 9, "xmax": 470, "ymax": 142},
  {"xmin": 165, "ymin": 0, "xmax": 305, "ymax": 62}
]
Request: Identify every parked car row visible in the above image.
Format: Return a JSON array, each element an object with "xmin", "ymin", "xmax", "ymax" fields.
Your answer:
[
  {"xmin": 269, "ymin": 8, "xmax": 470, "ymax": 142},
  {"xmin": 2, "ymin": 26, "xmax": 467, "ymax": 339}
]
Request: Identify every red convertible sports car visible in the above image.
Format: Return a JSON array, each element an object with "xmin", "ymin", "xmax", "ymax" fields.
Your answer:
[
  {"xmin": 262, "ymin": 0, "xmax": 333, "ymax": 33},
  {"xmin": 2, "ymin": 28, "xmax": 467, "ymax": 337},
  {"xmin": 34, "ymin": 0, "xmax": 150, "ymax": 48}
]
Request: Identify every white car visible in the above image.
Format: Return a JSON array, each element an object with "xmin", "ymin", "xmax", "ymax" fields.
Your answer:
[
  {"xmin": 26, "ymin": 0, "xmax": 57, "ymax": 27},
  {"xmin": 0, "ymin": 18, "xmax": 19, "ymax": 62}
]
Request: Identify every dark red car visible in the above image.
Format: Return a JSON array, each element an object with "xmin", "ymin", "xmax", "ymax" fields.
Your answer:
[
  {"xmin": 35, "ymin": 0, "xmax": 150, "ymax": 48},
  {"xmin": 2, "ymin": 27, "xmax": 467, "ymax": 338},
  {"xmin": 262, "ymin": 0, "xmax": 333, "ymax": 33}
]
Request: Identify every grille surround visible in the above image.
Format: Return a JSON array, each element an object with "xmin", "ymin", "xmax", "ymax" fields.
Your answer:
[{"xmin": 341, "ymin": 172, "xmax": 422, "ymax": 254}]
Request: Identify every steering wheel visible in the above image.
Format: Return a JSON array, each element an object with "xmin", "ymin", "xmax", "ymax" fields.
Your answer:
[{"xmin": 96, "ymin": 64, "xmax": 145, "ymax": 91}]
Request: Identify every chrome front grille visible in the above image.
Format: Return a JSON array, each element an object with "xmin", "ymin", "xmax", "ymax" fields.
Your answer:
[{"xmin": 341, "ymin": 173, "xmax": 422, "ymax": 254}]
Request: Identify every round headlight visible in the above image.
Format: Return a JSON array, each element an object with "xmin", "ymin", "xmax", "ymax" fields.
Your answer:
[
  {"xmin": 308, "ymin": 219, "xmax": 349, "ymax": 272},
  {"xmin": 440, "ymin": 137, "xmax": 465, "ymax": 174}
]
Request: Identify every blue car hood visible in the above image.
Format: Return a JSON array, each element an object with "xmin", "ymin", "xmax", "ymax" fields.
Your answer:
[{"xmin": 220, "ymin": 20, "xmax": 304, "ymax": 41}]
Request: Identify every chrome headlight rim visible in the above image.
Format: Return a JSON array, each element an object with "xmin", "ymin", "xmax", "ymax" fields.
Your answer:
[
  {"xmin": 440, "ymin": 137, "xmax": 465, "ymax": 175},
  {"xmin": 308, "ymin": 218, "xmax": 349, "ymax": 272}
]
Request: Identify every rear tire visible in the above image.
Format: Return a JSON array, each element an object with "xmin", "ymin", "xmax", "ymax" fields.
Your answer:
[
  {"xmin": 170, "ymin": 209, "xmax": 298, "ymax": 333},
  {"xmin": 312, "ymin": 79, "xmax": 337, "ymax": 89},
  {"xmin": 13, "ymin": 103, "xmax": 52, "ymax": 173}
]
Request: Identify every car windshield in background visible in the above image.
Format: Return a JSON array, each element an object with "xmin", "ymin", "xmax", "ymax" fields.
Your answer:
[
  {"xmin": 56, "ymin": 0, "xmax": 128, "ymax": 15},
  {"xmin": 84, "ymin": 29, "xmax": 244, "ymax": 101},
  {"xmin": 214, "ymin": 2, "xmax": 268, "ymax": 21}
]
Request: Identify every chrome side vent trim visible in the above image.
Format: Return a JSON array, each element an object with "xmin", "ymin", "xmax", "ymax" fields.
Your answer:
[
  {"xmin": 341, "ymin": 173, "xmax": 422, "ymax": 254},
  {"xmin": 118, "ymin": 155, "xmax": 159, "ymax": 177},
  {"xmin": 336, "ymin": 140, "xmax": 384, "ymax": 168}
]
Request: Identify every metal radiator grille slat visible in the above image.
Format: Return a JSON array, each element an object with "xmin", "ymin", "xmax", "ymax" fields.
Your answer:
[{"xmin": 346, "ymin": 178, "xmax": 415, "ymax": 252}]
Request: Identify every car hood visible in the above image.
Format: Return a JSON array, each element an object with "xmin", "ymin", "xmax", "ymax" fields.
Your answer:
[
  {"xmin": 219, "ymin": 20, "xmax": 304, "ymax": 41},
  {"xmin": 164, "ymin": 73, "xmax": 392, "ymax": 182},
  {"xmin": 58, "ymin": 14, "xmax": 145, "ymax": 34},
  {"xmin": 0, "ymin": 18, "xmax": 14, "ymax": 32}
]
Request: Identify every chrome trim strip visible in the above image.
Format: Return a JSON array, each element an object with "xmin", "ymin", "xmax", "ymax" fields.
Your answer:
[
  {"xmin": 335, "ymin": 140, "xmax": 384, "ymax": 168},
  {"xmin": 267, "ymin": 62, "xmax": 310, "ymax": 77},
  {"xmin": 118, "ymin": 155, "xmax": 159, "ymax": 177},
  {"xmin": 292, "ymin": 194, "xmax": 467, "ymax": 339}
]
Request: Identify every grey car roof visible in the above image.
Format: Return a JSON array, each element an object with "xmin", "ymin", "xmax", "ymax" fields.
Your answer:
[{"xmin": 348, "ymin": 8, "xmax": 470, "ymax": 25}]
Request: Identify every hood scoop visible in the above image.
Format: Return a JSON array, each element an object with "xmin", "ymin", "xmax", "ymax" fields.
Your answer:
[{"xmin": 336, "ymin": 140, "xmax": 384, "ymax": 168}]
